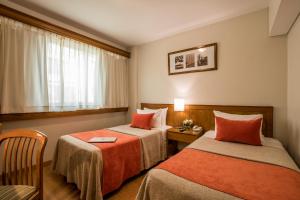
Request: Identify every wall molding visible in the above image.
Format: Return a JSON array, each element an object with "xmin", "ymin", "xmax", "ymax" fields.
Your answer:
[{"xmin": 0, "ymin": 107, "xmax": 128, "ymax": 122}]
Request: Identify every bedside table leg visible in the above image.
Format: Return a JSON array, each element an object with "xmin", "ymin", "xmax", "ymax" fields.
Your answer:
[{"xmin": 167, "ymin": 140, "xmax": 178, "ymax": 157}]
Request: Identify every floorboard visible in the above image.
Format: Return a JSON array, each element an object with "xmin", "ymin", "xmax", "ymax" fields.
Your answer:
[{"xmin": 43, "ymin": 164, "xmax": 145, "ymax": 200}]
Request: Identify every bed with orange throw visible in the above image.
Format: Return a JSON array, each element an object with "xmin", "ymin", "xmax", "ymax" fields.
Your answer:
[
  {"xmin": 52, "ymin": 124, "xmax": 169, "ymax": 200},
  {"xmin": 137, "ymin": 131, "xmax": 300, "ymax": 200}
]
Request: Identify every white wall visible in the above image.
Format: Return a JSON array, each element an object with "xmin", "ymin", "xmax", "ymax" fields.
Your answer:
[
  {"xmin": 1, "ymin": 112, "xmax": 127, "ymax": 161},
  {"xmin": 131, "ymin": 9, "xmax": 288, "ymax": 144},
  {"xmin": 287, "ymin": 15, "xmax": 300, "ymax": 165},
  {"xmin": 269, "ymin": 0, "xmax": 282, "ymax": 33},
  {"xmin": 268, "ymin": 0, "xmax": 300, "ymax": 36}
]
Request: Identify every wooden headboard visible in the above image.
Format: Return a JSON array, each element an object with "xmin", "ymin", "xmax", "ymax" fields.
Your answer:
[{"xmin": 141, "ymin": 103, "xmax": 273, "ymax": 137}]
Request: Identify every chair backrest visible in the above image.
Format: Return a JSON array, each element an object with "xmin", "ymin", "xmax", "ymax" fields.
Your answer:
[{"xmin": 0, "ymin": 129, "xmax": 47, "ymax": 192}]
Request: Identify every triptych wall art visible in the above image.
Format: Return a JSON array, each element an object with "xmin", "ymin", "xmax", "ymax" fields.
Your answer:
[{"xmin": 168, "ymin": 43, "xmax": 217, "ymax": 75}]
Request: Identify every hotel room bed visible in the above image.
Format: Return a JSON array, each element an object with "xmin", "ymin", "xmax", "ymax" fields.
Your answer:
[
  {"xmin": 52, "ymin": 124, "xmax": 170, "ymax": 200},
  {"xmin": 137, "ymin": 131, "xmax": 300, "ymax": 200}
]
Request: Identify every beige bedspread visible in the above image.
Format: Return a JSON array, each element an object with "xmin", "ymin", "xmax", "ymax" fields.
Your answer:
[
  {"xmin": 136, "ymin": 132, "xmax": 299, "ymax": 200},
  {"xmin": 108, "ymin": 125, "xmax": 167, "ymax": 168},
  {"xmin": 52, "ymin": 125, "xmax": 168, "ymax": 200}
]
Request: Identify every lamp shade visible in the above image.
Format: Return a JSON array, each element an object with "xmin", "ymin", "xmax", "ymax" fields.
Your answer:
[{"xmin": 174, "ymin": 98, "xmax": 185, "ymax": 111}]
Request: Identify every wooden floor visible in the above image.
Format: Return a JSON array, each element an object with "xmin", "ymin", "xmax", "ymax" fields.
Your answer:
[{"xmin": 43, "ymin": 164, "xmax": 145, "ymax": 200}]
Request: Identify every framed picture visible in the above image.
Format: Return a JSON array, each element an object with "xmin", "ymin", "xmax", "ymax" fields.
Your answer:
[{"xmin": 168, "ymin": 43, "xmax": 217, "ymax": 75}]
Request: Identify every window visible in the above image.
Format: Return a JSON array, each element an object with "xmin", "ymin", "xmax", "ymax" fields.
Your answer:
[
  {"xmin": 0, "ymin": 16, "xmax": 128, "ymax": 114},
  {"xmin": 46, "ymin": 39, "xmax": 104, "ymax": 110}
]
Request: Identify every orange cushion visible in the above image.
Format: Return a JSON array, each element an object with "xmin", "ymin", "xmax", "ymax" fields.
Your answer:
[
  {"xmin": 130, "ymin": 113, "xmax": 154, "ymax": 130},
  {"xmin": 215, "ymin": 116, "xmax": 262, "ymax": 145}
]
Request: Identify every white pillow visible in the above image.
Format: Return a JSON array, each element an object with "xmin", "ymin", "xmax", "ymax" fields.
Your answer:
[
  {"xmin": 213, "ymin": 110, "xmax": 263, "ymax": 121},
  {"xmin": 145, "ymin": 107, "xmax": 168, "ymax": 126},
  {"xmin": 137, "ymin": 109, "xmax": 162, "ymax": 128},
  {"xmin": 213, "ymin": 110, "xmax": 264, "ymax": 141}
]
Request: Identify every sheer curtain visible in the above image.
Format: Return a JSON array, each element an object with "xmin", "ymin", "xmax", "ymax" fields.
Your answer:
[{"xmin": 0, "ymin": 16, "xmax": 128, "ymax": 114}]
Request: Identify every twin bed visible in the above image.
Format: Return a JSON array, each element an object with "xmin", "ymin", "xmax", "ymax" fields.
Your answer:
[
  {"xmin": 52, "ymin": 124, "xmax": 170, "ymax": 200},
  {"xmin": 137, "ymin": 131, "xmax": 300, "ymax": 200},
  {"xmin": 52, "ymin": 103, "xmax": 300, "ymax": 200}
]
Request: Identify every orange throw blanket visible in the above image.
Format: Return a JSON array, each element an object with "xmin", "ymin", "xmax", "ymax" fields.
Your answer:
[
  {"xmin": 157, "ymin": 148, "xmax": 300, "ymax": 200},
  {"xmin": 71, "ymin": 129, "xmax": 141, "ymax": 195}
]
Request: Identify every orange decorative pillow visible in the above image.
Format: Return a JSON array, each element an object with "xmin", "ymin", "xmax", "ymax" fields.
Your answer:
[
  {"xmin": 130, "ymin": 113, "xmax": 154, "ymax": 130},
  {"xmin": 215, "ymin": 116, "xmax": 262, "ymax": 146}
]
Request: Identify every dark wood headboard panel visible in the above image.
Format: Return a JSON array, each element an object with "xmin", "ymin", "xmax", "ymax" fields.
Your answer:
[{"xmin": 141, "ymin": 103, "xmax": 273, "ymax": 137}]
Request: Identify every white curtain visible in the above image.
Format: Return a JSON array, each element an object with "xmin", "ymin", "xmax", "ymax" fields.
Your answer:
[{"xmin": 0, "ymin": 16, "xmax": 128, "ymax": 114}]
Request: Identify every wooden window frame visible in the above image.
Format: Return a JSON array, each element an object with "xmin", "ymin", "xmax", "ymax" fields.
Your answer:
[{"xmin": 0, "ymin": 107, "xmax": 128, "ymax": 122}]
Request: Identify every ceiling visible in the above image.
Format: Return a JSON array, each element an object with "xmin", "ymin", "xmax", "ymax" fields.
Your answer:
[{"xmin": 9, "ymin": 0, "xmax": 269, "ymax": 47}]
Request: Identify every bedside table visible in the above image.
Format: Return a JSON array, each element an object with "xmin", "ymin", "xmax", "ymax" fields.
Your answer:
[{"xmin": 167, "ymin": 127, "xmax": 202, "ymax": 156}]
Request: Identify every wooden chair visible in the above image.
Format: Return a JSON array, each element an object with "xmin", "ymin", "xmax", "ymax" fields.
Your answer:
[{"xmin": 0, "ymin": 129, "xmax": 47, "ymax": 200}]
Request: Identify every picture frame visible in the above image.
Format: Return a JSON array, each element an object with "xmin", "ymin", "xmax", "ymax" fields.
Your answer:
[{"xmin": 168, "ymin": 43, "xmax": 217, "ymax": 75}]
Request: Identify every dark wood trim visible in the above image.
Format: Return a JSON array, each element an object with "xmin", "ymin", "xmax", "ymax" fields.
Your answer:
[
  {"xmin": 167, "ymin": 128, "xmax": 201, "ymax": 143},
  {"xmin": 168, "ymin": 43, "xmax": 217, "ymax": 75},
  {"xmin": 141, "ymin": 103, "xmax": 273, "ymax": 137},
  {"xmin": 0, "ymin": 107, "xmax": 128, "ymax": 122},
  {"xmin": 0, "ymin": 4, "xmax": 130, "ymax": 58}
]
